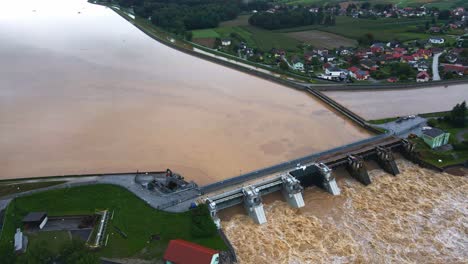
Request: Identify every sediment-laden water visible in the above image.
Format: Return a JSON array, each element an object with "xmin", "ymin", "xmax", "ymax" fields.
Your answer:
[
  {"xmin": 324, "ymin": 84, "xmax": 468, "ymax": 120},
  {"xmin": 223, "ymin": 160, "xmax": 468, "ymax": 263},
  {"xmin": 0, "ymin": 0, "xmax": 370, "ymax": 184}
]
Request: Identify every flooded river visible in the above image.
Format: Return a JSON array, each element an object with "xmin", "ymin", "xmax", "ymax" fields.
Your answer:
[
  {"xmin": 0, "ymin": 0, "xmax": 370, "ymax": 184},
  {"xmin": 324, "ymin": 84, "xmax": 468, "ymax": 120},
  {"xmin": 223, "ymin": 160, "xmax": 468, "ymax": 263}
]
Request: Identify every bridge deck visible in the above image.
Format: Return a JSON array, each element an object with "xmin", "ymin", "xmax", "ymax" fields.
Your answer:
[{"xmin": 201, "ymin": 135, "xmax": 402, "ymax": 196}]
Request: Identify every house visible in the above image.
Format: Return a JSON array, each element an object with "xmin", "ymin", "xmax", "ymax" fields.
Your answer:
[
  {"xmin": 422, "ymin": 128, "xmax": 450, "ymax": 149},
  {"xmin": 325, "ymin": 65, "xmax": 345, "ymax": 77},
  {"xmin": 292, "ymin": 60, "xmax": 304, "ymax": 71},
  {"xmin": 442, "ymin": 63, "xmax": 468, "ymax": 75},
  {"xmin": 428, "ymin": 37, "xmax": 445, "ymax": 44},
  {"xmin": 163, "ymin": 239, "xmax": 219, "ymax": 264},
  {"xmin": 416, "ymin": 71, "xmax": 430, "ymax": 82},
  {"xmin": 429, "ymin": 26, "xmax": 441, "ymax": 33},
  {"xmin": 360, "ymin": 59, "xmax": 379, "ymax": 71},
  {"xmin": 14, "ymin": 228, "xmax": 28, "ymax": 254},
  {"xmin": 22, "ymin": 212, "xmax": 48, "ymax": 230},
  {"xmin": 221, "ymin": 39, "xmax": 231, "ymax": 46},
  {"xmin": 370, "ymin": 43, "xmax": 385, "ymax": 53},
  {"xmin": 415, "ymin": 61, "xmax": 430, "ymax": 71},
  {"xmin": 348, "ymin": 66, "xmax": 370, "ymax": 80},
  {"xmin": 387, "ymin": 77, "xmax": 399, "ymax": 83}
]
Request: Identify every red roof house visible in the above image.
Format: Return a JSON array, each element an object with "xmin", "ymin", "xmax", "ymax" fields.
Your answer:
[
  {"xmin": 416, "ymin": 71, "xmax": 430, "ymax": 82},
  {"xmin": 163, "ymin": 240, "xmax": 219, "ymax": 264}
]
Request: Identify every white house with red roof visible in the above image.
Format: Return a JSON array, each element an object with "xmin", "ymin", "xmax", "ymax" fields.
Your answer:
[
  {"xmin": 164, "ymin": 239, "xmax": 219, "ymax": 264},
  {"xmin": 416, "ymin": 71, "xmax": 430, "ymax": 82}
]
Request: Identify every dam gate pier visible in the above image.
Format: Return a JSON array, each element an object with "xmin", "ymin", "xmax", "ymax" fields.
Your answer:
[{"xmin": 202, "ymin": 135, "xmax": 417, "ymax": 226}]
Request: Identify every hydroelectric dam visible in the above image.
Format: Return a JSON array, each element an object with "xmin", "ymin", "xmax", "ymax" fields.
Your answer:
[{"xmin": 199, "ymin": 134, "xmax": 417, "ymax": 225}]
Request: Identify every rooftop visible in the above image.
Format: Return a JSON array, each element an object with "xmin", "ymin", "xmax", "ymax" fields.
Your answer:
[
  {"xmin": 22, "ymin": 212, "xmax": 47, "ymax": 222},
  {"xmin": 163, "ymin": 239, "xmax": 218, "ymax": 264},
  {"xmin": 422, "ymin": 128, "xmax": 446, "ymax": 138}
]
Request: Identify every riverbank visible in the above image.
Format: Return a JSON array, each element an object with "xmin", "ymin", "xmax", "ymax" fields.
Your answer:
[{"xmin": 95, "ymin": 1, "xmax": 468, "ymax": 93}]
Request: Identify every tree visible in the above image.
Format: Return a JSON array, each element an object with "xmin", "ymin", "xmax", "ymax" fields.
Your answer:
[
  {"xmin": 279, "ymin": 60, "xmax": 289, "ymax": 71},
  {"xmin": 190, "ymin": 204, "xmax": 217, "ymax": 238},
  {"xmin": 361, "ymin": 2, "xmax": 371, "ymax": 10},
  {"xmin": 16, "ymin": 243, "xmax": 53, "ymax": 264},
  {"xmin": 450, "ymin": 101, "xmax": 467, "ymax": 127},
  {"xmin": 438, "ymin": 10, "xmax": 451, "ymax": 20},
  {"xmin": 425, "ymin": 21, "xmax": 430, "ymax": 30}
]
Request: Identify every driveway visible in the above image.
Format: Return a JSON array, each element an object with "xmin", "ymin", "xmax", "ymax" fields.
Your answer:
[{"xmin": 432, "ymin": 52, "xmax": 443, "ymax": 81}]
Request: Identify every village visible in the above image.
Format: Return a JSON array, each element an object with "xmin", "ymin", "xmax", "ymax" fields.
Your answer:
[{"xmin": 209, "ymin": 4, "xmax": 468, "ymax": 84}]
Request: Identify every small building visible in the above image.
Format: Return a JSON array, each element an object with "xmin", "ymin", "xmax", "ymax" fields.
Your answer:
[
  {"xmin": 14, "ymin": 228, "xmax": 28, "ymax": 254},
  {"xmin": 387, "ymin": 77, "xmax": 399, "ymax": 83},
  {"xmin": 221, "ymin": 39, "xmax": 231, "ymax": 46},
  {"xmin": 163, "ymin": 239, "xmax": 219, "ymax": 264},
  {"xmin": 292, "ymin": 61, "xmax": 304, "ymax": 71},
  {"xmin": 22, "ymin": 212, "xmax": 48, "ymax": 230},
  {"xmin": 428, "ymin": 37, "xmax": 445, "ymax": 44},
  {"xmin": 416, "ymin": 71, "xmax": 430, "ymax": 82},
  {"xmin": 422, "ymin": 128, "xmax": 450, "ymax": 149}
]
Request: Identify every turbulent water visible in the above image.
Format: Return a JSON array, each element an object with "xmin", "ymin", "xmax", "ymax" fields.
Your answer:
[{"xmin": 223, "ymin": 160, "xmax": 468, "ymax": 263}]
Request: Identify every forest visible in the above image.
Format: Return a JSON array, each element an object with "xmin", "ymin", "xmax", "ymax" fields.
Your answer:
[{"xmin": 115, "ymin": 0, "xmax": 242, "ymax": 33}]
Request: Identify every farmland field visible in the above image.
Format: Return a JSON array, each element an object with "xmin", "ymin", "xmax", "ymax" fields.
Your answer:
[
  {"xmin": 219, "ymin": 14, "xmax": 251, "ymax": 27},
  {"xmin": 193, "ymin": 25, "xmax": 302, "ymax": 52},
  {"xmin": 275, "ymin": 16, "xmax": 432, "ymax": 42},
  {"xmin": 287, "ymin": 30, "xmax": 358, "ymax": 48}
]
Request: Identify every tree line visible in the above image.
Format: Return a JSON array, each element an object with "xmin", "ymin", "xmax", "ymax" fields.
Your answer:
[
  {"xmin": 114, "ymin": 0, "xmax": 241, "ymax": 34},
  {"xmin": 249, "ymin": 7, "xmax": 336, "ymax": 30}
]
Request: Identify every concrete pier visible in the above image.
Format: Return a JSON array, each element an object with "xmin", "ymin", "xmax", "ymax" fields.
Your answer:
[
  {"xmin": 376, "ymin": 146, "xmax": 400, "ymax": 176},
  {"xmin": 207, "ymin": 201, "xmax": 221, "ymax": 229},
  {"xmin": 315, "ymin": 163, "xmax": 341, "ymax": 195},
  {"xmin": 242, "ymin": 186, "xmax": 267, "ymax": 225},
  {"xmin": 281, "ymin": 174, "xmax": 305, "ymax": 208},
  {"xmin": 347, "ymin": 155, "xmax": 371, "ymax": 185},
  {"xmin": 401, "ymin": 139, "xmax": 417, "ymax": 161}
]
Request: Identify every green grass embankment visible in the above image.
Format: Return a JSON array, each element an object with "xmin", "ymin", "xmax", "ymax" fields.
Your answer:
[{"xmin": 0, "ymin": 185, "xmax": 226, "ymax": 260}]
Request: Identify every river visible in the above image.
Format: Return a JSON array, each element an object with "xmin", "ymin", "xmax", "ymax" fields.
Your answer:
[
  {"xmin": 0, "ymin": 0, "xmax": 370, "ymax": 184},
  {"xmin": 222, "ymin": 160, "xmax": 468, "ymax": 263},
  {"xmin": 324, "ymin": 84, "xmax": 468, "ymax": 120}
]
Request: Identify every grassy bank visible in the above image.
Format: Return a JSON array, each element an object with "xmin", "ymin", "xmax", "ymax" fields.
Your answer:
[
  {"xmin": 0, "ymin": 181, "xmax": 66, "ymax": 198},
  {"xmin": 0, "ymin": 185, "xmax": 226, "ymax": 260}
]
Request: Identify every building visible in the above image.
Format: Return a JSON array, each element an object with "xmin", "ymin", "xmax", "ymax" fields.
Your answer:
[
  {"xmin": 221, "ymin": 39, "xmax": 231, "ymax": 46},
  {"xmin": 428, "ymin": 37, "xmax": 445, "ymax": 44},
  {"xmin": 422, "ymin": 128, "xmax": 450, "ymax": 149},
  {"xmin": 292, "ymin": 61, "xmax": 304, "ymax": 71},
  {"xmin": 416, "ymin": 71, "xmax": 430, "ymax": 82},
  {"xmin": 348, "ymin": 66, "xmax": 369, "ymax": 80},
  {"xmin": 163, "ymin": 239, "xmax": 219, "ymax": 264},
  {"xmin": 22, "ymin": 212, "xmax": 48, "ymax": 230},
  {"xmin": 14, "ymin": 228, "xmax": 28, "ymax": 254}
]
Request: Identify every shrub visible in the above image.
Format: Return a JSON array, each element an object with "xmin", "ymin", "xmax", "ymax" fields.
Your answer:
[{"xmin": 190, "ymin": 204, "xmax": 217, "ymax": 238}]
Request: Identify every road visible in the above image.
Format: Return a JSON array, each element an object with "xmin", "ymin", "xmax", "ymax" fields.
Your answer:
[{"xmin": 432, "ymin": 52, "xmax": 443, "ymax": 81}]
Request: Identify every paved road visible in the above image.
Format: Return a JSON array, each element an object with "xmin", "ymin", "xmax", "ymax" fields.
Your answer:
[
  {"xmin": 374, "ymin": 116, "xmax": 427, "ymax": 138},
  {"xmin": 0, "ymin": 174, "xmax": 199, "ymax": 213},
  {"xmin": 432, "ymin": 52, "xmax": 443, "ymax": 81}
]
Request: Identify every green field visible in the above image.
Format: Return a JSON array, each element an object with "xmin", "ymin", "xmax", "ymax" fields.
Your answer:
[
  {"xmin": 0, "ymin": 181, "xmax": 66, "ymax": 198},
  {"xmin": 0, "ymin": 185, "xmax": 226, "ymax": 261},
  {"xmin": 275, "ymin": 16, "xmax": 433, "ymax": 42},
  {"xmin": 192, "ymin": 29, "xmax": 220, "ymax": 39},
  {"xmin": 193, "ymin": 25, "xmax": 302, "ymax": 52}
]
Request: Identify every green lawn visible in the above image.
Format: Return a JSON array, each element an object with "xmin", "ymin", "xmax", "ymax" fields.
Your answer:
[
  {"xmin": 368, "ymin": 117, "xmax": 399, "ymax": 125},
  {"xmin": 192, "ymin": 29, "xmax": 220, "ymax": 39},
  {"xmin": 0, "ymin": 181, "xmax": 66, "ymax": 198},
  {"xmin": 0, "ymin": 185, "xmax": 226, "ymax": 260},
  {"xmin": 28, "ymin": 231, "xmax": 71, "ymax": 254},
  {"xmin": 275, "ymin": 16, "xmax": 433, "ymax": 42},
  {"xmin": 193, "ymin": 25, "xmax": 302, "ymax": 52}
]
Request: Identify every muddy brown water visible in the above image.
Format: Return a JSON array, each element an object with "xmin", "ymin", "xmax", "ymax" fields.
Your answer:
[
  {"xmin": 324, "ymin": 84, "xmax": 468, "ymax": 120},
  {"xmin": 0, "ymin": 0, "xmax": 370, "ymax": 184},
  {"xmin": 222, "ymin": 160, "xmax": 468, "ymax": 263}
]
